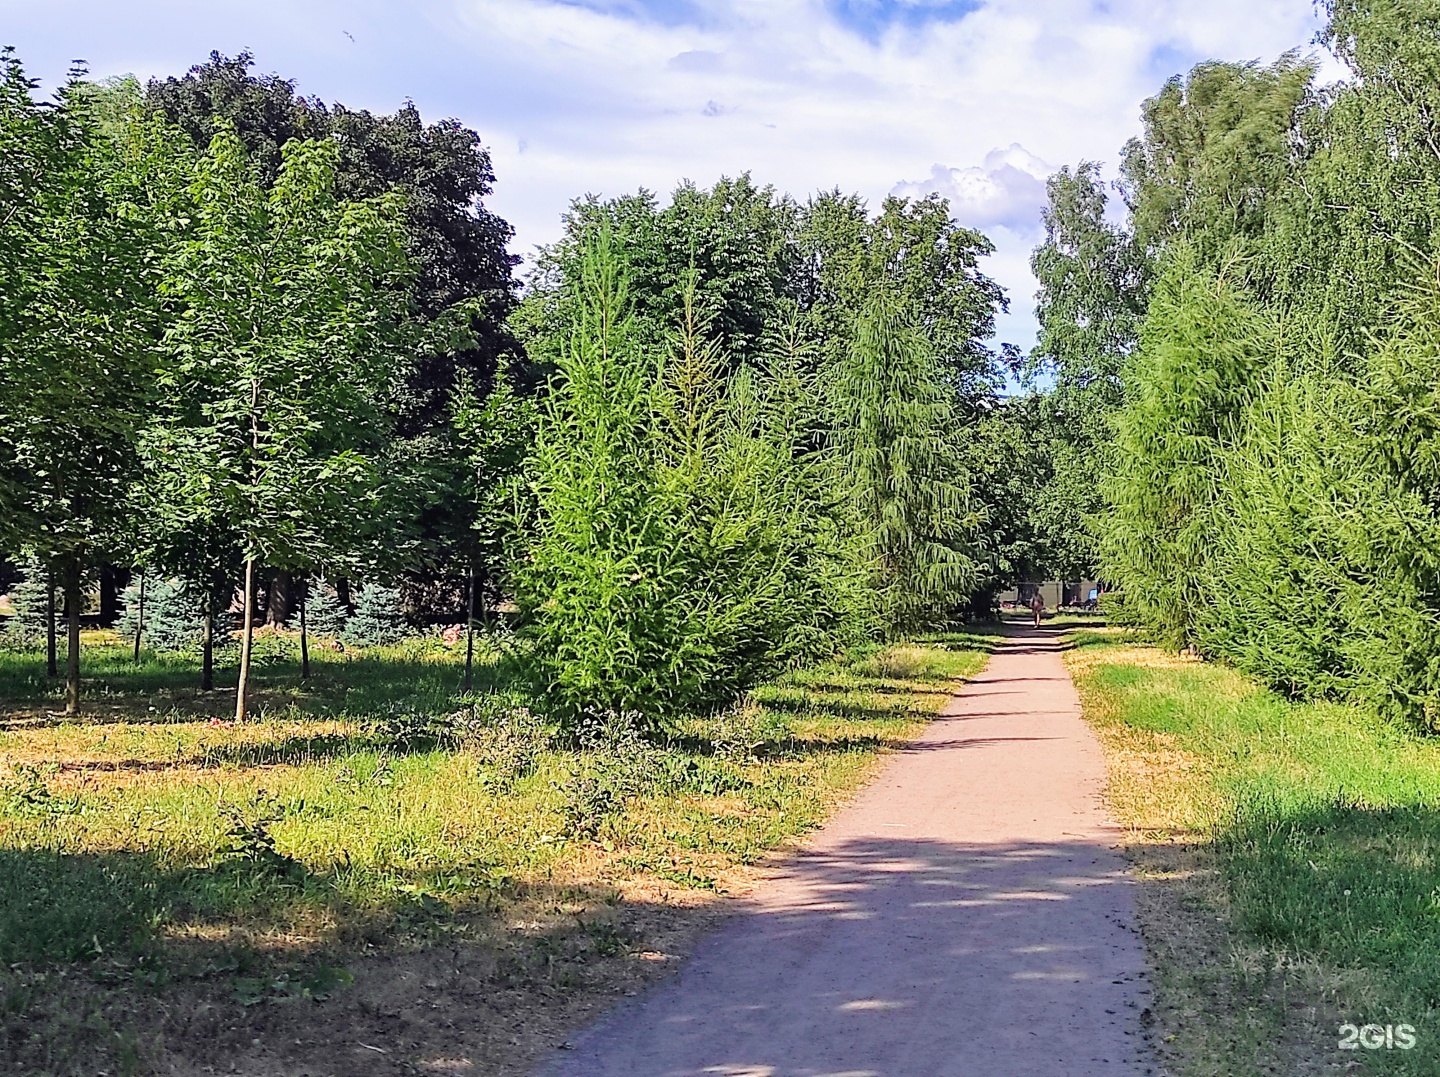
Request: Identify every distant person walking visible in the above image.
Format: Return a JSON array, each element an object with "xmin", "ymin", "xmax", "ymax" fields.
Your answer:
[{"xmin": 1030, "ymin": 590, "xmax": 1045, "ymax": 627}]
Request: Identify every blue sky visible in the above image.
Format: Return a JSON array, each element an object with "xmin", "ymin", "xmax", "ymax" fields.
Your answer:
[{"xmin": 1, "ymin": 0, "xmax": 1336, "ymax": 353}]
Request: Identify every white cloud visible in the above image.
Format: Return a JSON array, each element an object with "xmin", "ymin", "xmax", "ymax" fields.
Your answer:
[
  {"xmin": 3, "ymin": 0, "xmax": 1340, "ymax": 349},
  {"xmin": 892, "ymin": 144, "xmax": 1053, "ymax": 233}
]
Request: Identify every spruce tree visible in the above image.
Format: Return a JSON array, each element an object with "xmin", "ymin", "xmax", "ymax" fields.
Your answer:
[
  {"xmin": 118, "ymin": 575, "xmax": 204, "ymax": 653},
  {"xmin": 3, "ymin": 563, "xmax": 51, "ymax": 649},
  {"xmin": 303, "ymin": 578, "xmax": 348, "ymax": 638},
  {"xmin": 343, "ymin": 584, "xmax": 406, "ymax": 646}
]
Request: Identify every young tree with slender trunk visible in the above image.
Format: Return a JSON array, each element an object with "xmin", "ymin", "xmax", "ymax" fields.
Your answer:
[
  {"xmin": 153, "ymin": 121, "xmax": 414, "ymax": 720},
  {"xmin": 0, "ymin": 56, "xmax": 156, "ymax": 714}
]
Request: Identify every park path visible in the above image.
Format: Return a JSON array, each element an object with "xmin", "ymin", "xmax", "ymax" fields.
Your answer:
[{"xmin": 536, "ymin": 626, "xmax": 1153, "ymax": 1077}]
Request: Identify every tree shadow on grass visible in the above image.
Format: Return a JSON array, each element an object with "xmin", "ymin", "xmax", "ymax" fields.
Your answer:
[
  {"xmin": 0, "ymin": 646, "xmax": 525, "ymax": 731},
  {"xmin": 1118, "ymin": 799, "xmax": 1440, "ymax": 1077},
  {"xmin": 1222, "ymin": 800, "xmax": 1440, "ymax": 987},
  {"xmin": 750, "ymin": 693, "xmax": 924, "ymax": 723},
  {"xmin": 0, "ymin": 831, "xmax": 1155, "ymax": 1077}
]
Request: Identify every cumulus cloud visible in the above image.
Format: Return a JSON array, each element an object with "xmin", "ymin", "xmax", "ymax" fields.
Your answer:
[
  {"xmin": 892, "ymin": 144, "xmax": 1053, "ymax": 233},
  {"xmin": 4, "ymin": 0, "xmax": 1343, "ymax": 349}
]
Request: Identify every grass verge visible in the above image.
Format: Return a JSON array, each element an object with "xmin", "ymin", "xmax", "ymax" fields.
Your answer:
[
  {"xmin": 1067, "ymin": 628, "xmax": 1440, "ymax": 1076},
  {"xmin": 0, "ymin": 631, "xmax": 990, "ymax": 1076}
]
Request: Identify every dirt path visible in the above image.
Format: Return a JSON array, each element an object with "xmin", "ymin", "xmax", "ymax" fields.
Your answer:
[{"xmin": 536, "ymin": 627, "xmax": 1153, "ymax": 1077}]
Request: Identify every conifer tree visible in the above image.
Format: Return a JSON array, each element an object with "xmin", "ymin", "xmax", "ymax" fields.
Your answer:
[
  {"xmin": 302, "ymin": 578, "xmax": 348, "ymax": 638},
  {"xmin": 1102, "ymin": 246, "xmax": 1271, "ymax": 648},
  {"xmin": 831, "ymin": 286, "xmax": 980, "ymax": 633},
  {"xmin": 343, "ymin": 584, "xmax": 406, "ymax": 646},
  {"xmin": 2, "ymin": 562, "xmax": 51, "ymax": 649},
  {"xmin": 117, "ymin": 576, "xmax": 205, "ymax": 653}
]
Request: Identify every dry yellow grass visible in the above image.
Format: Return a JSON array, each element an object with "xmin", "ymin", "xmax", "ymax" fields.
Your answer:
[
  {"xmin": 1066, "ymin": 632, "xmax": 1215, "ymax": 839},
  {"xmin": 0, "ymin": 635, "xmax": 991, "ymax": 1076}
]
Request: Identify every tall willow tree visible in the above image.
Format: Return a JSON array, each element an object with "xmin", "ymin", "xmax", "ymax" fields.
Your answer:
[
  {"xmin": 154, "ymin": 122, "xmax": 413, "ymax": 720},
  {"xmin": 832, "ymin": 287, "xmax": 979, "ymax": 633}
]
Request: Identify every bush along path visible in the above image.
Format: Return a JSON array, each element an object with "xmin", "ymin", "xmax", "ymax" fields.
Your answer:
[{"xmin": 539, "ymin": 625, "xmax": 1154, "ymax": 1077}]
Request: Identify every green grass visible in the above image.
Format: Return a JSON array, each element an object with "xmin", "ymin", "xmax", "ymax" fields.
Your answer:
[
  {"xmin": 1068, "ymin": 630, "xmax": 1440, "ymax": 1075},
  {"xmin": 0, "ymin": 629, "xmax": 990, "ymax": 1074}
]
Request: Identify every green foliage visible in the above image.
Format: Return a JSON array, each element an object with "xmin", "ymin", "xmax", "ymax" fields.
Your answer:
[
  {"xmin": 517, "ymin": 238, "xmax": 868, "ymax": 731},
  {"xmin": 0, "ymin": 45, "xmax": 1006, "ymax": 733},
  {"xmin": 832, "ymin": 287, "xmax": 980, "ymax": 633},
  {"xmin": 517, "ymin": 179, "xmax": 1007, "ymax": 402},
  {"xmin": 1093, "ymin": 5, "xmax": 1440, "ymax": 724},
  {"xmin": 343, "ymin": 583, "xmax": 407, "ymax": 647},
  {"xmin": 0, "ymin": 53, "xmax": 156, "ymax": 563},
  {"xmin": 1120, "ymin": 53, "xmax": 1315, "ymax": 261},
  {"xmin": 143, "ymin": 50, "xmax": 522, "ymax": 433},
  {"xmin": 145, "ymin": 118, "xmax": 423, "ymax": 716},
  {"xmin": 1024, "ymin": 163, "xmax": 1151, "ymax": 580},
  {"xmin": 1103, "ymin": 247, "xmax": 1272, "ymax": 649},
  {"xmin": 151, "ymin": 121, "xmax": 415, "ymax": 576}
]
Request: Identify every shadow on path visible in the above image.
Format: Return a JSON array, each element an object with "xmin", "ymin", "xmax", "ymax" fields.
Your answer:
[
  {"xmin": 540, "ymin": 834, "xmax": 1149, "ymax": 1077},
  {"xmin": 539, "ymin": 626, "xmax": 1152, "ymax": 1077}
]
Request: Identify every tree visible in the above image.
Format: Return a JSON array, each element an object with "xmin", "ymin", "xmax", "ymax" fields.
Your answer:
[
  {"xmin": 831, "ymin": 287, "xmax": 981, "ymax": 633},
  {"xmin": 1027, "ymin": 163, "xmax": 1151, "ymax": 578},
  {"xmin": 1102, "ymin": 246, "xmax": 1272, "ymax": 648},
  {"xmin": 521, "ymin": 182, "xmax": 1009, "ymax": 405},
  {"xmin": 144, "ymin": 51, "xmax": 522, "ymax": 433},
  {"xmin": 1120, "ymin": 54, "xmax": 1315, "ymax": 262},
  {"xmin": 154, "ymin": 121, "xmax": 415, "ymax": 720},
  {"xmin": 518, "ymin": 177, "xmax": 801, "ymax": 375},
  {"xmin": 1, "ymin": 561, "xmax": 51, "ymax": 650},
  {"xmin": 449, "ymin": 365, "xmax": 536, "ymax": 689},
  {"xmin": 302, "ymin": 578, "xmax": 348, "ymax": 638},
  {"xmin": 0, "ymin": 55, "xmax": 157, "ymax": 713},
  {"xmin": 117, "ymin": 576, "xmax": 205, "ymax": 653},
  {"xmin": 343, "ymin": 583, "xmax": 407, "ymax": 646},
  {"xmin": 517, "ymin": 237, "xmax": 859, "ymax": 730}
]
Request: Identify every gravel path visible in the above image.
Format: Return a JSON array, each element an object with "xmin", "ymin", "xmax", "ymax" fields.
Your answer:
[{"xmin": 537, "ymin": 626, "xmax": 1153, "ymax": 1077}]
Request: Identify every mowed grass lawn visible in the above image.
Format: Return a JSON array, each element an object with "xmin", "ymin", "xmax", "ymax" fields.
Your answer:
[
  {"xmin": 1068, "ymin": 629, "xmax": 1440, "ymax": 1077},
  {"xmin": 0, "ymin": 629, "xmax": 990, "ymax": 1076}
]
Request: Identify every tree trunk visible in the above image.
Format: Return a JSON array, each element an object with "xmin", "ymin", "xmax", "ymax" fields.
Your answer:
[
  {"xmin": 62, "ymin": 558, "xmax": 81, "ymax": 716},
  {"xmin": 132, "ymin": 569, "xmax": 146, "ymax": 663},
  {"xmin": 266, "ymin": 570, "xmax": 292, "ymax": 627},
  {"xmin": 234, "ymin": 556, "xmax": 256, "ymax": 721},
  {"xmin": 464, "ymin": 567, "xmax": 476, "ymax": 693},
  {"xmin": 201, "ymin": 584, "xmax": 215, "ymax": 692},
  {"xmin": 99, "ymin": 565, "xmax": 122, "ymax": 626},
  {"xmin": 299, "ymin": 579, "xmax": 310, "ymax": 682},
  {"xmin": 335, "ymin": 576, "xmax": 351, "ymax": 611},
  {"xmin": 44, "ymin": 567, "xmax": 57, "ymax": 679}
]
